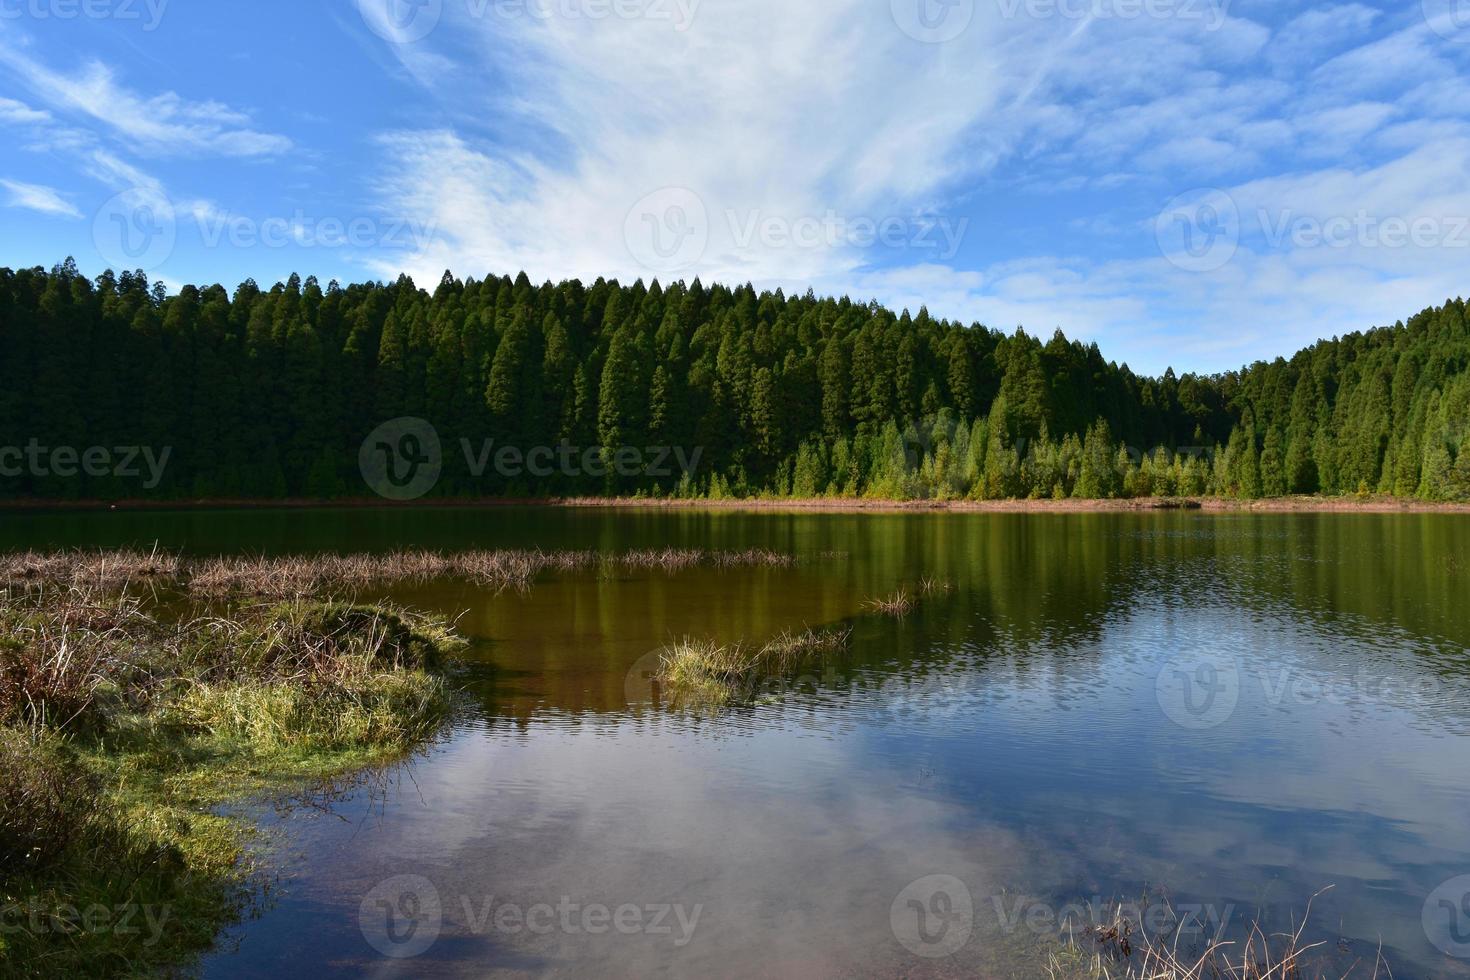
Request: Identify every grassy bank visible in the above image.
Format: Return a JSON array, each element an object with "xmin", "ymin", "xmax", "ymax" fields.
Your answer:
[
  {"xmin": 0, "ymin": 545, "xmax": 806, "ymax": 974},
  {"xmin": 0, "ymin": 581, "xmax": 464, "ymax": 977}
]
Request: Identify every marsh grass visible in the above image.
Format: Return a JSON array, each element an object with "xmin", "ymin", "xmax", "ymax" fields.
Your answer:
[
  {"xmin": 172, "ymin": 672, "xmax": 448, "ymax": 754},
  {"xmin": 659, "ymin": 573, "xmax": 956, "ymax": 708},
  {"xmin": 0, "ymin": 582, "xmax": 465, "ymax": 978},
  {"xmin": 864, "ymin": 589, "xmax": 915, "ymax": 617},
  {"xmin": 0, "ymin": 729, "xmax": 254, "ymax": 978},
  {"xmin": 0, "ymin": 587, "xmax": 155, "ymax": 734},
  {"xmin": 759, "ymin": 626, "xmax": 854, "ymax": 667},
  {"xmin": 620, "ymin": 549, "xmax": 793, "ymax": 570},
  {"xmin": 657, "ymin": 626, "xmax": 853, "ymax": 709},
  {"xmin": 658, "ymin": 639, "xmax": 759, "ymax": 707},
  {"xmin": 2, "ymin": 547, "xmax": 802, "ymax": 600},
  {"xmin": 1045, "ymin": 890, "xmax": 1389, "ymax": 980},
  {"xmin": 186, "ymin": 550, "xmax": 594, "ymax": 597},
  {"xmin": 0, "ymin": 547, "xmax": 180, "ymax": 591},
  {"xmin": 0, "ymin": 544, "xmax": 806, "ymax": 972},
  {"xmin": 863, "ymin": 577, "xmax": 953, "ymax": 617},
  {"xmin": 0, "ymin": 730, "xmax": 100, "ymax": 875},
  {"xmin": 918, "ymin": 575, "xmax": 953, "ymax": 596}
]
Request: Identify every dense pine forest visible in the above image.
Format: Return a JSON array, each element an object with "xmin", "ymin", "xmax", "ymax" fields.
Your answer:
[{"xmin": 1, "ymin": 259, "xmax": 1467, "ymax": 501}]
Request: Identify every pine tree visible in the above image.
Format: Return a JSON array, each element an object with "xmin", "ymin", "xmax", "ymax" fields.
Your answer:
[
  {"xmin": 1074, "ymin": 419, "xmax": 1121, "ymax": 499},
  {"xmin": 1260, "ymin": 426, "xmax": 1287, "ymax": 497},
  {"xmin": 820, "ymin": 339, "xmax": 849, "ymax": 441},
  {"xmin": 485, "ymin": 308, "xmax": 536, "ymax": 432},
  {"xmin": 2, "ymin": 261, "xmax": 1467, "ymax": 504},
  {"xmin": 597, "ymin": 327, "xmax": 646, "ymax": 488}
]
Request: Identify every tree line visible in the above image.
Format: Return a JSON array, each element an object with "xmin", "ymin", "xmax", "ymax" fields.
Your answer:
[{"xmin": 0, "ymin": 259, "xmax": 1466, "ymax": 501}]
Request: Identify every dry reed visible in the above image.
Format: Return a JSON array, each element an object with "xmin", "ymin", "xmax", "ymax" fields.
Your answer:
[
  {"xmin": 2, "ymin": 547, "xmax": 802, "ymax": 599},
  {"xmin": 1048, "ymin": 890, "xmax": 1389, "ymax": 980}
]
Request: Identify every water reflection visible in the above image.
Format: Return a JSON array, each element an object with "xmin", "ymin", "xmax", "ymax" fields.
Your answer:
[{"xmin": 6, "ymin": 509, "xmax": 1464, "ymax": 977}]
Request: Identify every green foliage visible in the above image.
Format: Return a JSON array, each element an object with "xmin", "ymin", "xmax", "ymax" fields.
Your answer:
[
  {"xmin": 1260, "ymin": 427, "xmax": 1288, "ymax": 498},
  {"xmin": 1074, "ymin": 419, "xmax": 1122, "ymax": 499},
  {"xmin": 1, "ymin": 261, "xmax": 1465, "ymax": 500}
]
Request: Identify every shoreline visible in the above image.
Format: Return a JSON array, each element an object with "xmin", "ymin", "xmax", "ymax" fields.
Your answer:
[
  {"xmin": 0, "ymin": 588, "xmax": 462, "ymax": 975},
  {"xmin": 2, "ymin": 495, "xmax": 1468, "ymax": 515}
]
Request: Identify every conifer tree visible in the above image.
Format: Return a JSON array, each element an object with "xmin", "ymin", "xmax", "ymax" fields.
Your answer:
[{"xmin": 1, "ymin": 262, "xmax": 1464, "ymax": 504}]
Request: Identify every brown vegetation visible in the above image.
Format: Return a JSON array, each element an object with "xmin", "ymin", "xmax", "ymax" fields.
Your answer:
[
  {"xmin": 864, "ymin": 589, "xmax": 915, "ymax": 617},
  {"xmin": 0, "ymin": 546, "xmax": 802, "ymax": 600},
  {"xmin": 1050, "ymin": 891, "xmax": 1389, "ymax": 980}
]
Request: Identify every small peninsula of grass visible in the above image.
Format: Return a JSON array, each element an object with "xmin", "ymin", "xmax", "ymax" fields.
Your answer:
[
  {"xmin": 0, "ymin": 580, "xmax": 464, "ymax": 978},
  {"xmin": 0, "ymin": 545, "xmax": 809, "ymax": 974},
  {"xmin": 657, "ymin": 627, "xmax": 852, "ymax": 710}
]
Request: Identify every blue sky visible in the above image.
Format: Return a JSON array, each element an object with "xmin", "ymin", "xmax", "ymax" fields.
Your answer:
[{"xmin": 1, "ymin": 0, "xmax": 1468, "ymax": 374}]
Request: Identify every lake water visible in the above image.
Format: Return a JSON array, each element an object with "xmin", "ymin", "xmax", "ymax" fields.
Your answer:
[{"xmin": 6, "ymin": 508, "xmax": 1469, "ymax": 978}]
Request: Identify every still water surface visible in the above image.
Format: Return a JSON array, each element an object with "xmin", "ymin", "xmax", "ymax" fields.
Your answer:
[{"xmin": 6, "ymin": 508, "xmax": 1469, "ymax": 978}]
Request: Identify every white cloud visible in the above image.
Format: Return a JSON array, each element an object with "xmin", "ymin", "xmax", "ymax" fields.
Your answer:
[
  {"xmin": 0, "ymin": 96, "xmax": 50, "ymax": 124},
  {"xmin": 0, "ymin": 178, "xmax": 83, "ymax": 219},
  {"xmin": 852, "ymin": 138, "xmax": 1470, "ymax": 372},
  {"xmin": 1265, "ymin": 4, "xmax": 1381, "ymax": 72},
  {"xmin": 1232, "ymin": 139, "xmax": 1470, "ymax": 236},
  {"xmin": 84, "ymin": 150, "xmax": 162, "ymax": 192},
  {"xmin": 0, "ymin": 43, "xmax": 291, "ymax": 158},
  {"xmin": 366, "ymin": 2, "xmax": 1144, "ymax": 287},
  {"xmin": 347, "ymin": 2, "xmax": 1470, "ymax": 373},
  {"xmin": 1311, "ymin": 22, "xmax": 1449, "ymax": 98}
]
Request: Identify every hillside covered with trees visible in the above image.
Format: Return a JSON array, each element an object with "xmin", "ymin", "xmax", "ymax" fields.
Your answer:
[{"xmin": 1, "ymin": 260, "xmax": 1467, "ymax": 501}]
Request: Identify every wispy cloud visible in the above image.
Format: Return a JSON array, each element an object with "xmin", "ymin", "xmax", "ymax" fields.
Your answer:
[
  {"xmin": 354, "ymin": 1, "xmax": 1470, "ymax": 372},
  {"xmin": 0, "ymin": 96, "xmax": 51, "ymax": 124},
  {"xmin": 366, "ymin": 2, "xmax": 1047, "ymax": 287},
  {"xmin": 0, "ymin": 43, "xmax": 291, "ymax": 158},
  {"xmin": 861, "ymin": 133, "xmax": 1470, "ymax": 371},
  {"xmin": 84, "ymin": 150, "xmax": 166, "ymax": 195},
  {"xmin": 0, "ymin": 178, "xmax": 82, "ymax": 219},
  {"xmin": 3, "ymin": 0, "xmax": 1463, "ymax": 374}
]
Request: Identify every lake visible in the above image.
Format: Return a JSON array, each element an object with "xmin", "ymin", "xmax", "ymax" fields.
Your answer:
[{"xmin": 5, "ymin": 507, "xmax": 1468, "ymax": 978}]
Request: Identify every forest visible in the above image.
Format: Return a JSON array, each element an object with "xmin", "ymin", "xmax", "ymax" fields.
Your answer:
[{"xmin": 0, "ymin": 259, "xmax": 1467, "ymax": 501}]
